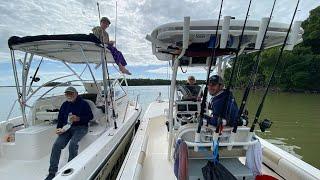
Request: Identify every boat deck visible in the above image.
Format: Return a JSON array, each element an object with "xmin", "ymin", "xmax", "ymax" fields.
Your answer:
[
  {"xmin": 140, "ymin": 115, "xmax": 283, "ymax": 180},
  {"xmin": 0, "ymin": 153, "xmax": 51, "ymax": 179},
  {"xmin": 0, "ymin": 123, "xmax": 108, "ymax": 180},
  {"xmin": 0, "ymin": 103, "xmax": 140, "ymax": 180}
]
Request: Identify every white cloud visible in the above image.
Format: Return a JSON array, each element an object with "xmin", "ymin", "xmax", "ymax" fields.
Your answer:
[{"xmin": 0, "ymin": 0, "xmax": 319, "ymax": 70}]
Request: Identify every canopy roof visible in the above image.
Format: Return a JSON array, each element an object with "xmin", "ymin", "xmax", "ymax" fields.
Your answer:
[
  {"xmin": 8, "ymin": 34, "xmax": 114, "ymax": 64},
  {"xmin": 148, "ymin": 19, "xmax": 303, "ymax": 61}
]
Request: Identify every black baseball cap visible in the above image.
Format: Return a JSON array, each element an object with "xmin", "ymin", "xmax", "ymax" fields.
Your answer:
[{"xmin": 208, "ymin": 75, "xmax": 224, "ymax": 85}]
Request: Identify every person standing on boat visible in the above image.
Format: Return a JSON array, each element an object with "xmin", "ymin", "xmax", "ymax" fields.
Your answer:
[
  {"xmin": 184, "ymin": 75, "xmax": 203, "ymax": 101},
  {"xmin": 207, "ymin": 75, "xmax": 239, "ymax": 126},
  {"xmin": 45, "ymin": 87, "xmax": 93, "ymax": 180},
  {"xmin": 92, "ymin": 17, "xmax": 131, "ymax": 75}
]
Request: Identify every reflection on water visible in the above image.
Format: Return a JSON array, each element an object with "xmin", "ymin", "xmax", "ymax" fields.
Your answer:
[
  {"xmin": 265, "ymin": 138, "xmax": 302, "ymax": 159},
  {"xmin": 0, "ymin": 86, "xmax": 319, "ymax": 168}
]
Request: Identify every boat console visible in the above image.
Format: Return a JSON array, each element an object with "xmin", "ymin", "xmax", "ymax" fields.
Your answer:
[{"xmin": 175, "ymin": 101, "xmax": 201, "ymax": 125}]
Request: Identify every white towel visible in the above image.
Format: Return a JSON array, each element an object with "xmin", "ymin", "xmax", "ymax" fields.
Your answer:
[{"xmin": 245, "ymin": 139, "xmax": 262, "ymax": 176}]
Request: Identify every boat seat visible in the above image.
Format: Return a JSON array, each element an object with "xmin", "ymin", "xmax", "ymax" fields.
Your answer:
[
  {"xmin": 35, "ymin": 99, "xmax": 103, "ymax": 121},
  {"xmin": 80, "ymin": 93, "xmax": 98, "ymax": 104},
  {"xmin": 84, "ymin": 99, "xmax": 104, "ymax": 124},
  {"xmin": 33, "ymin": 94, "xmax": 100, "ymax": 122},
  {"xmin": 1, "ymin": 124, "xmax": 56, "ymax": 160},
  {"xmin": 35, "ymin": 111, "xmax": 59, "ymax": 121},
  {"xmin": 59, "ymin": 121, "xmax": 106, "ymax": 168},
  {"xmin": 33, "ymin": 96, "xmax": 65, "ymax": 123}
]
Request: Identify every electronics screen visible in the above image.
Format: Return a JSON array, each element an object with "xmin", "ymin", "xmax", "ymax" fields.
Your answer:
[
  {"xmin": 188, "ymin": 104, "xmax": 198, "ymax": 111},
  {"xmin": 177, "ymin": 104, "xmax": 187, "ymax": 111},
  {"xmin": 191, "ymin": 57, "xmax": 207, "ymax": 65}
]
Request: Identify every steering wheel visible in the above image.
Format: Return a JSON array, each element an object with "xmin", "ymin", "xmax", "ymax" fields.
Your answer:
[{"xmin": 177, "ymin": 113, "xmax": 194, "ymax": 123}]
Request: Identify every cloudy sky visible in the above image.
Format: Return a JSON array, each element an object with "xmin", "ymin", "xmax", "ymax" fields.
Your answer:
[{"xmin": 0, "ymin": 0, "xmax": 319, "ymax": 86}]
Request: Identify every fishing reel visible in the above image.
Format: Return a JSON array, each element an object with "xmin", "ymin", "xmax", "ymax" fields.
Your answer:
[
  {"xmin": 239, "ymin": 109, "xmax": 249, "ymax": 126},
  {"xmin": 30, "ymin": 76, "xmax": 40, "ymax": 82},
  {"xmin": 259, "ymin": 118, "xmax": 272, "ymax": 132}
]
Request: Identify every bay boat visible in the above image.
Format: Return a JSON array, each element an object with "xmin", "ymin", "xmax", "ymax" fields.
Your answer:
[
  {"xmin": 0, "ymin": 34, "xmax": 141, "ymax": 179},
  {"xmin": 116, "ymin": 16, "xmax": 320, "ymax": 180}
]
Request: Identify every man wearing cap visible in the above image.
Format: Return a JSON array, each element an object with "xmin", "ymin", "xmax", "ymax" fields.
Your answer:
[
  {"xmin": 207, "ymin": 75, "xmax": 239, "ymax": 127},
  {"xmin": 92, "ymin": 17, "xmax": 131, "ymax": 75},
  {"xmin": 45, "ymin": 86, "xmax": 93, "ymax": 180}
]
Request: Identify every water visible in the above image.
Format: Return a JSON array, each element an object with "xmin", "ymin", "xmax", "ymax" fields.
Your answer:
[{"xmin": 0, "ymin": 86, "xmax": 319, "ymax": 169}]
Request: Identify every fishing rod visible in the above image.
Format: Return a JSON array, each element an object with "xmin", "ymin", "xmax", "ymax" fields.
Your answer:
[
  {"xmin": 114, "ymin": 1, "xmax": 117, "ymax": 48},
  {"xmin": 197, "ymin": 0, "xmax": 224, "ymax": 135},
  {"xmin": 97, "ymin": 2, "xmax": 117, "ymax": 129},
  {"xmin": 27, "ymin": 57, "xmax": 43, "ymax": 95},
  {"xmin": 214, "ymin": 0, "xmax": 253, "ymax": 134},
  {"xmin": 250, "ymin": 0, "xmax": 300, "ymax": 132},
  {"xmin": 235, "ymin": 0, "xmax": 277, "ymax": 133}
]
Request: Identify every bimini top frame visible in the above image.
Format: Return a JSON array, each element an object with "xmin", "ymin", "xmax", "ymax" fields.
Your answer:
[
  {"xmin": 147, "ymin": 17, "xmax": 303, "ymax": 62},
  {"xmin": 7, "ymin": 33, "xmax": 122, "ymax": 128},
  {"xmin": 8, "ymin": 34, "xmax": 115, "ymax": 64},
  {"xmin": 146, "ymin": 16, "xmax": 303, "ymax": 159}
]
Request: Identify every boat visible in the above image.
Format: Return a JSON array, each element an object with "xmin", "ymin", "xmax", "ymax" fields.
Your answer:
[
  {"xmin": 116, "ymin": 16, "xmax": 320, "ymax": 180},
  {"xmin": 0, "ymin": 34, "xmax": 142, "ymax": 179}
]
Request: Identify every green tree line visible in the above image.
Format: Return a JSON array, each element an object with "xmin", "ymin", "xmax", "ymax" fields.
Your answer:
[
  {"xmin": 123, "ymin": 79, "xmax": 206, "ymax": 86},
  {"xmin": 225, "ymin": 6, "xmax": 320, "ymax": 92}
]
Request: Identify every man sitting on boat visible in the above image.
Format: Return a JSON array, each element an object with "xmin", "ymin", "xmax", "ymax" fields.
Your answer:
[
  {"xmin": 207, "ymin": 75, "xmax": 239, "ymax": 126},
  {"xmin": 45, "ymin": 87, "xmax": 93, "ymax": 180},
  {"xmin": 92, "ymin": 17, "xmax": 131, "ymax": 75}
]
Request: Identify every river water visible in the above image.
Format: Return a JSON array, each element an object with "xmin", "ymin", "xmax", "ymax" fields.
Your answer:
[{"xmin": 0, "ymin": 86, "xmax": 319, "ymax": 169}]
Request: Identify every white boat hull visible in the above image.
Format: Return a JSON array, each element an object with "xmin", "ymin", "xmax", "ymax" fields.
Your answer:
[
  {"xmin": 117, "ymin": 101, "xmax": 320, "ymax": 180},
  {"xmin": 0, "ymin": 104, "xmax": 141, "ymax": 180}
]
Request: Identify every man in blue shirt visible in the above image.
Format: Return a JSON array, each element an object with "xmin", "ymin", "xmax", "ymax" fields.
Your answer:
[
  {"xmin": 45, "ymin": 87, "xmax": 93, "ymax": 180},
  {"xmin": 207, "ymin": 75, "xmax": 239, "ymax": 127}
]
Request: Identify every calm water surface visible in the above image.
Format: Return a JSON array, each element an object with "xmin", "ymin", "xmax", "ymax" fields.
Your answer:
[{"xmin": 0, "ymin": 86, "xmax": 319, "ymax": 168}]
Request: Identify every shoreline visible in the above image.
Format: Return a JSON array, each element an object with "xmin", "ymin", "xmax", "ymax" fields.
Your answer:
[{"xmin": 1, "ymin": 85, "xmax": 319, "ymax": 94}]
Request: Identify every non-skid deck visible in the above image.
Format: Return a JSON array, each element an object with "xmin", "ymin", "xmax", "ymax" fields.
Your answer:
[
  {"xmin": 140, "ymin": 116, "xmax": 283, "ymax": 180},
  {"xmin": 140, "ymin": 115, "xmax": 176, "ymax": 180}
]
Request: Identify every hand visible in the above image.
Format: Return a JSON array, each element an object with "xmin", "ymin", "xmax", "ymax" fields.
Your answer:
[
  {"xmin": 108, "ymin": 40, "xmax": 115, "ymax": 46},
  {"xmin": 56, "ymin": 128, "xmax": 65, "ymax": 135},
  {"xmin": 69, "ymin": 115, "xmax": 80, "ymax": 122}
]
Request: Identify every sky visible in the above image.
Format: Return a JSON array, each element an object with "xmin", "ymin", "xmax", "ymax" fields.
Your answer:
[{"xmin": 0, "ymin": 0, "xmax": 319, "ymax": 86}]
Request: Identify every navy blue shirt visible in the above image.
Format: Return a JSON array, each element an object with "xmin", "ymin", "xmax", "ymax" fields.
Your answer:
[
  {"xmin": 208, "ymin": 90, "xmax": 239, "ymax": 126},
  {"xmin": 57, "ymin": 96, "xmax": 93, "ymax": 128}
]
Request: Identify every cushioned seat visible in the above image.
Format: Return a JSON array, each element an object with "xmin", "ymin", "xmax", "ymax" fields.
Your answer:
[
  {"xmin": 35, "ymin": 111, "xmax": 59, "ymax": 121},
  {"xmin": 84, "ymin": 99, "xmax": 104, "ymax": 124}
]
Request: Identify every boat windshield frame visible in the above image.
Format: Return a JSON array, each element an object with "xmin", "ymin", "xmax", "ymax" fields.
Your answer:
[{"xmin": 7, "ymin": 39, "xmax": 127, "ymax": 127}]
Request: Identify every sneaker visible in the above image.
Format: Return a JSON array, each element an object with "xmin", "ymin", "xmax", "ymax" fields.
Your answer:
[{"xmin": 44, "ymin": 173, "xmax": 55, "ymax": 180}]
